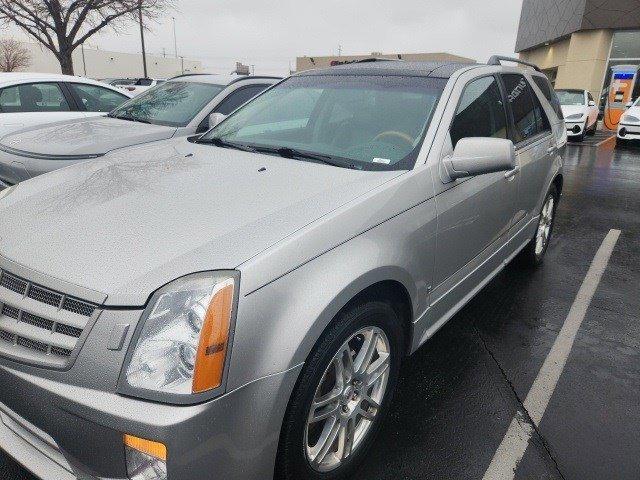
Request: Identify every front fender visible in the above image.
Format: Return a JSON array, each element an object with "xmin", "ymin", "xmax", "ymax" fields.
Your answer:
[{"xmin": 227, "ymin": 198, "xmax": 437, "ymax": 391}]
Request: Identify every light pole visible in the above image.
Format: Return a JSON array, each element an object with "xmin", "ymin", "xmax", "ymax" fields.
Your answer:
[
  {"xmin": 138, "ymin": 0, "xmax": 148, "ymax": 77},
  {"xmin": 172, "ymin": 17, "xmax": 178, "ymax": 58}
]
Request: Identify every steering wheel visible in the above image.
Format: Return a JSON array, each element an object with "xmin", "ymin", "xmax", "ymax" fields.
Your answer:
[{"xmin": 373, "ymin": 131, "xmax": 414, "ymax": 147}]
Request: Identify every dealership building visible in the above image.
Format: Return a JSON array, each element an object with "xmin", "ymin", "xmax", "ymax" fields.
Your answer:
[{"xmin": 517, "ymin": 0, "xmax": 640, "ymax": 99}]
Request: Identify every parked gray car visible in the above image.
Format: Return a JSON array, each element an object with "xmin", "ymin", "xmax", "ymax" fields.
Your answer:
[
  {"xmin": 0, "ymin": 58, "xmax": 565, "ymax": 480},
  {"xmin": 0, "ymin": 73, "xmax": 280, "ymax": 189}
]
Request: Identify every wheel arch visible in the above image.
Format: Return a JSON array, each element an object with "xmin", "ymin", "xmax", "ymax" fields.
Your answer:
[{"xmin": 552, "ymin": 173, "xmax": 563, "ymax": 196}]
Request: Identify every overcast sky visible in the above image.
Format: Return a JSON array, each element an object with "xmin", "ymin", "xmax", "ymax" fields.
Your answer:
[{"xmin": 10, "ymin": 0, "xmax": 524, "ymax": 76}]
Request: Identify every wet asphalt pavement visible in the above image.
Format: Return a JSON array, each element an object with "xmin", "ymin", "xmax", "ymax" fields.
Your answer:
[{"xmin": 2, "ymin": 136, "xmax": 639, "ymax": 480}]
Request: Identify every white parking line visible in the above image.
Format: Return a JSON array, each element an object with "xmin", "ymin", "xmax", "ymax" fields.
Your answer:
[{"xmin": 482, "ymin": 229, "xmax": 621, "ymax": 480}]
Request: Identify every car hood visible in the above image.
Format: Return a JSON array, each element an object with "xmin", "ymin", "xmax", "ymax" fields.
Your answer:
[
  {"xmin": 0, "ymin": 116, "xmax": 177, "ymax": 157},
  {"xmin": 560, "ymin": 104, "xmax": 586, "ymax": 119},
  {"xmin": 0, "ymin": 140, "xmax": 401, "ymax": 306}
]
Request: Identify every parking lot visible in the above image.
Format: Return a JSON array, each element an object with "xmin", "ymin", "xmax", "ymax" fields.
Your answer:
[{"xmin": 1, "ymin": 137, "xmax": 638, "ymax": 480}]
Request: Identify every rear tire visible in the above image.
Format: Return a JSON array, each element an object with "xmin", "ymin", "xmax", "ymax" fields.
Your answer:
[
  {"xmin": 519, "ymin": 184, "xmax": 559, "ymax": 267},
  {"xmin": 275, "ymin": 301, "xmax": 403, "ymax": 480}
]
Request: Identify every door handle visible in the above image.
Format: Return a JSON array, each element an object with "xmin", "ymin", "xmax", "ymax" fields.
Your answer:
[
  {"xmin": 547, "ymin": 146, "xmax": 556, "ymax": 154},
  {"xmin": 504, "ymin": 166, "xmax": 520, "ymax": 179}
]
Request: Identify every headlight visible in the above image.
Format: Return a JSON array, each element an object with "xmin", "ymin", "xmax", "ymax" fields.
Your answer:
[
  {"xmin": 123, "ymin": 272, "xmax": 237, "ymax": 400},
  {"xmin": 623, "ymin": 114, "xmax": 640, "ymax": 124},
  {"xmin": 565, "ymin": 113, "xmax": 585, "ymax": 120}
]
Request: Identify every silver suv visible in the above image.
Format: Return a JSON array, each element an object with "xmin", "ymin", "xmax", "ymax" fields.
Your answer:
[{"xmin": 0, "ymin": 57, "xmax": 565, "ymax": 480}]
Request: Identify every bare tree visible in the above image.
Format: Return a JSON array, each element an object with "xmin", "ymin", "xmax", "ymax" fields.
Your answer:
[
  {"xmin": 0, "ymin": 0, "xmax": 171, "ymax": 75},
  {"xmin": 0, "ymin": 38, "xmax": 31, "ymax": 72}
]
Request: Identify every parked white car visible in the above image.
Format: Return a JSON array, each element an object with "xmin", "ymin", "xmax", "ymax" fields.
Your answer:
[
  {"xmin": 616, "ymin": 97, "xmax": 640, "ymax": 147},
  {"xmin": 0, "ymin": 74, "xmax": 280, "ymax": 188},
  {"xmin": 555, "ymin": 89, "xmax": 599, "ymax": 141},
  {"xmin": 0, "ymin": 73, "xmax": 132, "ymax": 137},
  {"xmin": 118, "ymin": 77, "xmax": 166, "ymax": 96}
]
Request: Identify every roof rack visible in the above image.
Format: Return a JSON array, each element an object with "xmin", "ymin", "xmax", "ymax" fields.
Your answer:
[
  {"xmin": 487, "ymin": 56, "xmax": 541, "ymax": 72},
  {"xmin": 168, "ymin": 73, "xmax": 214, "ymax": 80},
  {"xmin": 355, "ymin": 58, "xmax": 401, "ymax": 64}
]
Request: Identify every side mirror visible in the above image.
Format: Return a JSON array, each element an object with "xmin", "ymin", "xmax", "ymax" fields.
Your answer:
[
  {"xmin": 588, "ymin": 100, "xmax": 596, "ymax": 107},
  {"xmin": 208, "ymin": 112, "xmax": 227, "ymax": 129},
  {"xmin": 443, "ymin": 137, "xmax": 516, "ymax": 181}
]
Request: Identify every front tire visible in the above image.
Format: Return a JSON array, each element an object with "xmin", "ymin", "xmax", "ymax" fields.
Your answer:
[
  {"xmin": 275, "ymin": 301, "xmax": 403, "ymax": 480},
  {"xmin": 519, "ymin": 184, "xmax": 559, "ymax": 267}
]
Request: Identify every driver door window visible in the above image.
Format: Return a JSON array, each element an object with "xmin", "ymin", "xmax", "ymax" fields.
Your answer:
[
  {"xmin": 69, "ymin": 83, "xmax": 129, "ymax": 112},
  {"xmin": 450, "ymin": 76, "xmax": 508, "ymax": 148}
]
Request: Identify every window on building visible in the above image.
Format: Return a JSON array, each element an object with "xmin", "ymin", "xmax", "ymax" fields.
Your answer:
[
  {"xmin": 69, "ymin": 83, "xmax": 129, "ymax": 112},
  {"xmin": 450, "ymin": 76, "xmax": 507, "ymax": 148},
  {"xmin": 0, "ymin": 83, "xmax": 71, "ymax": 113}
]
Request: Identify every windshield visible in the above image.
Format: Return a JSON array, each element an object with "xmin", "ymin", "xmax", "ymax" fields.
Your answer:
[
  {"xmin": 556, "ymin": 90, "xmax": 585, "ymax": 106},
  {"xmin": 201, "ymin": 74, "xmax": 446, "ymax": 171},
  {"xmin": 110, "ymin": 81, "xmax": 224, "ymax": 127}
]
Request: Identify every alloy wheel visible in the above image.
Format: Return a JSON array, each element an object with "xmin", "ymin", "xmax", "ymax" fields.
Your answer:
[
  {"xmin": 535, "ymin": 195, "xmax": 555, "ymax": 256},
  {"xmin": 304, "ymin": 327, "xmax": 391, "ymax": 472}
]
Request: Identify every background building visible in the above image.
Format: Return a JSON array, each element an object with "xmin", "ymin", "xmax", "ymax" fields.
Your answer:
[
  {"xmin": 296, "ymin": 51, "xmax": 475, "ymax": 72},
  {"xmin": 516, "ymin": 0, "xmax": 640, "ymax": 99},
  {"xmin": 15, "ymin": 40, "xmax": 203, "ymax": 79}
]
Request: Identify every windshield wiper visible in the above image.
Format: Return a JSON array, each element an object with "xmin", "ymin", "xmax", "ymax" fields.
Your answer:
[
  {"xmin": 254, "ymin": 146, "xmax": 358, "ymax": 169},
  {"xmin": 109, "ymin": 113, "xmax": 152, "ymax": 124},
  {"xmin": 197, "ymin": 137, "xmax": 257, "ymax": 153}
]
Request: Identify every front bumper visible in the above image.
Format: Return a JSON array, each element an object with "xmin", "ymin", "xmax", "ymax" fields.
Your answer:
[{"xmin": 0, "ymin": 344, "xmax": 301, "ymax": 480}]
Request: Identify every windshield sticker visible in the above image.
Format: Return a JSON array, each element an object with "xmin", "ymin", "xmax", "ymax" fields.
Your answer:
[{"xmin": 373, "ymin": 157, "xmax": 391, "ymax": 165}]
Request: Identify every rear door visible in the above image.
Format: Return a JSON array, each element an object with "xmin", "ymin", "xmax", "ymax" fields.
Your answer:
[
  {"xmin": 0, "ymin": 81, "xmax": 85, "ymax": 132},
  {"xmin": 501, "ymin": 73, "xmax": 555, "ymax": 226}
]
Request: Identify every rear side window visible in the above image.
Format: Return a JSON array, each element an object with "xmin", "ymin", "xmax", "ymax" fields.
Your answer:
[
  {"xmin": 214, "ymin": 84, "xmax": 270, "ymax": 115},
  {"xmin": 0, "ymin": 82, "xmax": 71, "ymax": 113},
  {"xmin": 450, "ymin": 76, "xmax": 508, "ymax": 148},
  {"xmin": 532, "ymin": 75, "xmax": 563, "ymax": 120},
  {"xmin": 502, "ymin": 74, "xmax": 545, "ymax": 144},
  {"xmin": 69, "ymin": 83, "xmax": 129, "ymax": 112},
  {"xmin": 531, "ymin": 87, "xmax": 551, "ymax": 134}
]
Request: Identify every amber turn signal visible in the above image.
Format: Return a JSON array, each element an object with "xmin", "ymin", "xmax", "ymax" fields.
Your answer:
[
  {"xmin": 124, "ymin": 434, "xmax": 167, "ymax": 461},
  {"xmin": 192, "ymin": 279, "xmax": 235, "ymax": 393}
]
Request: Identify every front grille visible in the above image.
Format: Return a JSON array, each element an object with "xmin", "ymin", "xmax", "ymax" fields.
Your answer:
[
  {"xmin": 55, "ymin": 323, "xmax": 82, "ymax": 338},
  {"xmin": 1, "ymin": 304, "xmax": 18, "ymax": 320},
  {"xmin": 27, "ymin": 285, "xmax": 61, "ymax": 308},
  {"xmin": 62, "ymin": 297, "xmax": 95, "ymax": 317},
  {"xmin": 0, "ymin": 268, "xmax": 100, "ymax": 367},
  {"xmin": 0, "ymin": 273, "xmax": 27, "ymax": 295}
]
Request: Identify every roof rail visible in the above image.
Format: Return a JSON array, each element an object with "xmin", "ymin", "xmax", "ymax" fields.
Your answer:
[
  {"xmin": 487, "ymin": 56, "xmax": 541, "ymax": 72},
  {"xmin": 355, "ymin": 58, "xmax": 401, "ymax": 64},
  {"xmin": 168, "ymin": 73, "xmax": 214, "ymax": 80}
]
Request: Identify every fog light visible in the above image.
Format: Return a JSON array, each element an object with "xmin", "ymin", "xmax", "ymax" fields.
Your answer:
[
  {"xmin": 572, "ymin": 125, "xmax": 581, "ymax": 133},
  {"xmin": 124, "ymin": 435, "xmax": 167, "ymax": 480},
  {"xmin": 619, "ymin": 128, "xmax": 627, "ymax": 137}
]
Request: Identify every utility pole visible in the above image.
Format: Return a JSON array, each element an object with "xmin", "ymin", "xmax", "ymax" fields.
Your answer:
[
  {"xmin": 180, "ymin": 56, "xmax": 184, "ymax": 74},
  {"xmin": 172, "ymin": 17, "xmax": 178, "ymax": 58},
  {"xmin": 338, "ymin": 44, "xmax": 342, "ymax": 56},
  {"xmin": 81, "ymin": 43, "xmax": 87, "ymax": 76},
  {"xmin": 138, "ymin": 0, "xmax": 148, "ymax": 77}
]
